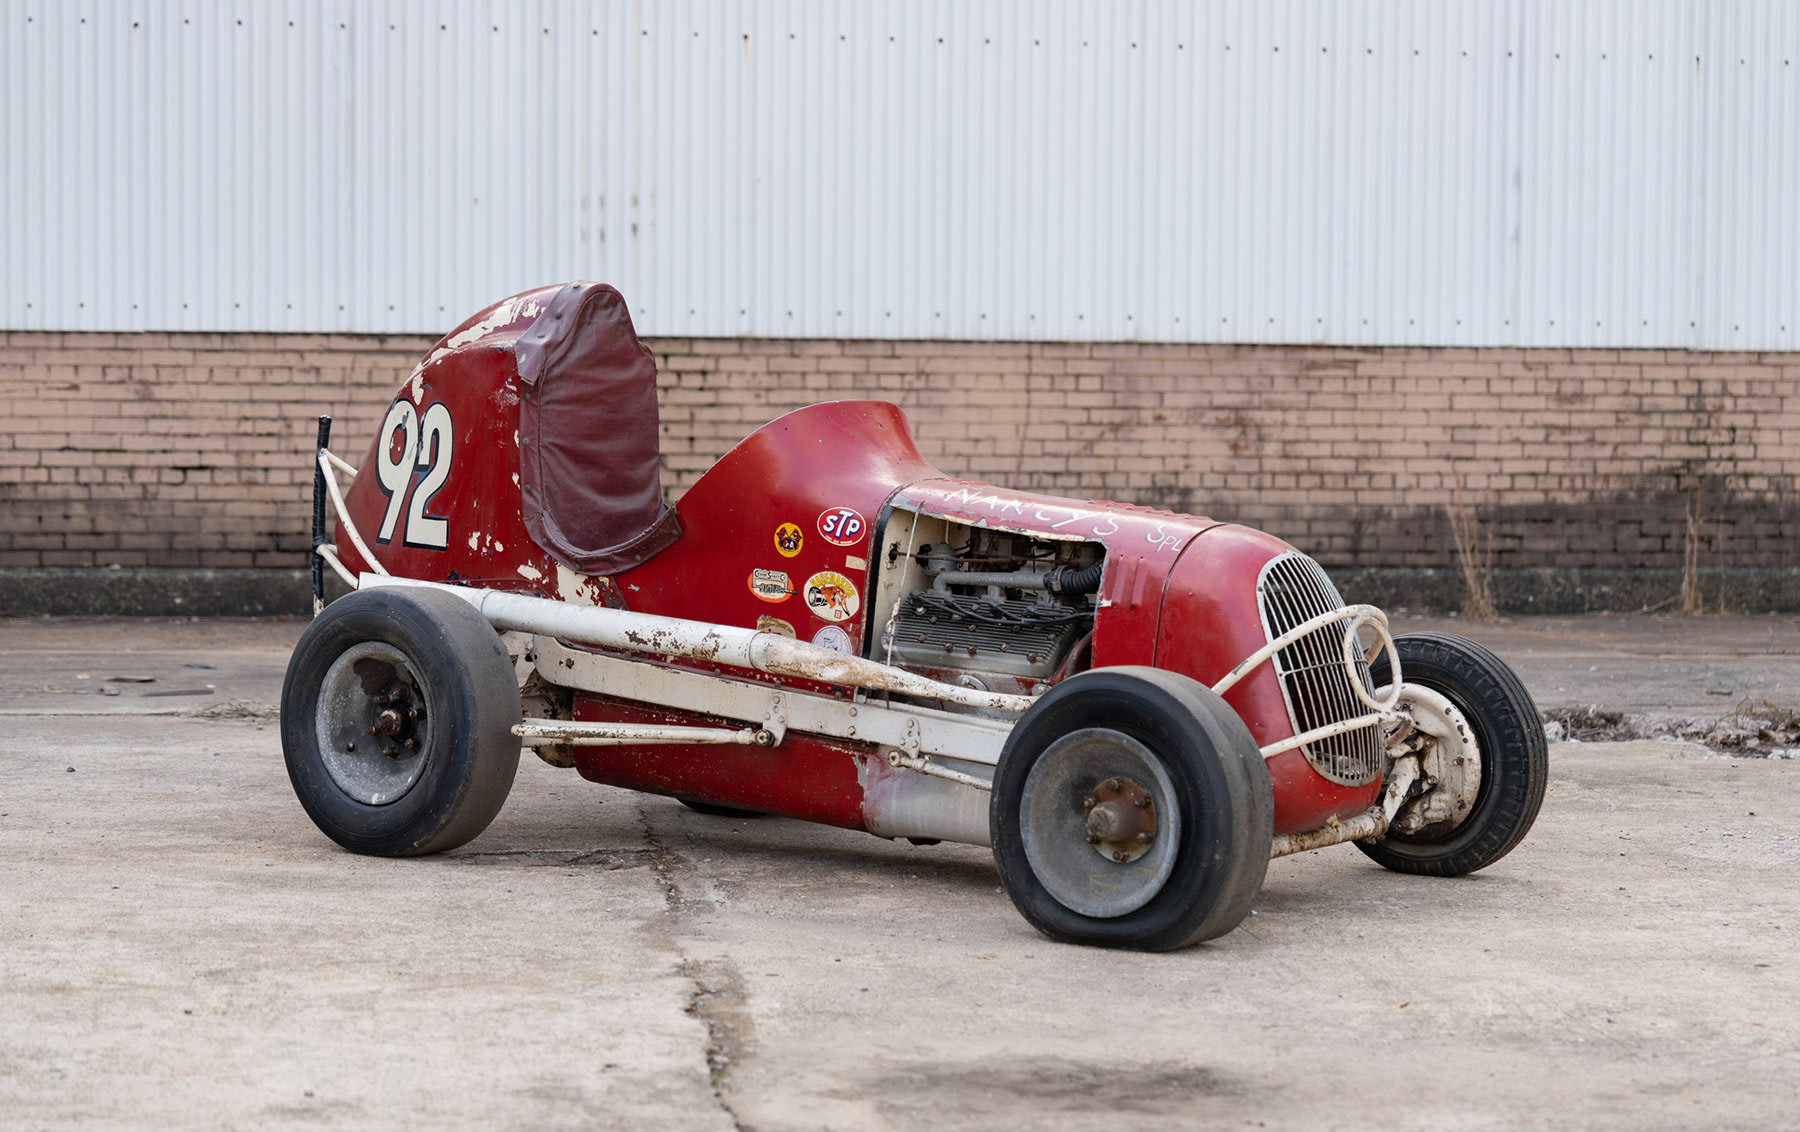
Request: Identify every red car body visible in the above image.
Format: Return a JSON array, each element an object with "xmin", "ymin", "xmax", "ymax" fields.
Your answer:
[{"xmin": 329, "ymin": 284, "xmax": 1378, "ymax": 840}]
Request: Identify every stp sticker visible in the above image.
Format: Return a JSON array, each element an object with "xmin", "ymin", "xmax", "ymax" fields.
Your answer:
[
  {"xmin": 804, "ymin": 570, "xmax": 860, "ymax": 622},
  {"xmin": 817, "ymin": 506, "xmax": 866, "ymax": 547},
  {"xmin": 757, "ymin": 615, "xmax": 797, "ymax": 638},
  {"xmin": 774, "ymin": 522, "xmax": 804, "ymax": 557},
  {"xmin": 811, "ymin": 625, "xmax": 852, "ymax": 654},
  {"xmin": 748, "ymin": 568, "xmax": 794, "ymax": 603}
]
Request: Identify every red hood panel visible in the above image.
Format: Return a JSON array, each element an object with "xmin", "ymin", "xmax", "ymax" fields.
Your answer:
[{"xmin": 887, "ymin": 480, "xmax": 1221, "ymax": 669}]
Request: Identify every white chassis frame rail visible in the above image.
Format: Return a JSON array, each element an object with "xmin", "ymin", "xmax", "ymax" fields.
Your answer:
[{"xmin": 317, "ymin": 446, "xmax": 1427, "ymax": 857}]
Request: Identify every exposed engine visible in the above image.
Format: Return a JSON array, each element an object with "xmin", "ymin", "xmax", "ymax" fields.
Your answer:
[{"xmin": 876, "ymin": 519, "xmax": 1104, "ymax": 689}]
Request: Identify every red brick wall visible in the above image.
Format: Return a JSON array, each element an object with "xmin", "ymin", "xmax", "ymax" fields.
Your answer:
[{"xmin": 3, "ymin": 332, "xmax": 1796, "ymax": 571}]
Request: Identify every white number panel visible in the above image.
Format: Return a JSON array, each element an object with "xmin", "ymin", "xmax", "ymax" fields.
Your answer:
[{"xmin": 373, "ymin": 400, "xmax": 454, "ymax": 549}]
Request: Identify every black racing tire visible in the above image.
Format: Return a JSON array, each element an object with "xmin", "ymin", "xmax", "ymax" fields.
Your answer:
[
  {"xmin": 678, "ymin": 798, "xmax": 765, "ymax": 819},
  {"xmin": 990, "ymin": 667, "xmax": 1273, "ymax": 951},
  {"xmin": 1357, "ymin": 633, "xmax": 1547, "ymax": 876},
  {"xmin": 281, "ymin": 587, "xmax": 522, "ymax": 857}
]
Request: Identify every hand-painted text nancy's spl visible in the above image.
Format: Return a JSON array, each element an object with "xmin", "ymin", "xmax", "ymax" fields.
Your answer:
[{"xmin": 932, "ymin": 486, "xmax": 1185, "ymax": 555}]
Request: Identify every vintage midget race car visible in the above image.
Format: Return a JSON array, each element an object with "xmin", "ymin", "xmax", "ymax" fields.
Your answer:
[{"xmin": 285, "ymin": 281, "xmax": 1547, "ymax": 950}]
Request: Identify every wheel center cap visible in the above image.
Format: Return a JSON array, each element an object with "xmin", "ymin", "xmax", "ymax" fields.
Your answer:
[
  {"xmin": 1082, "ymin": 776, "xmax": 1158, "ymax": 864},
  {"xmin": 365, "ymin": 683, "xmax": 424, "ymax": 758}
]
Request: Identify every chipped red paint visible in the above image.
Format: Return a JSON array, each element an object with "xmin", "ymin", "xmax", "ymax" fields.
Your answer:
[
  {"xmin": 569, "ymin": 694, "xmax": 870, "ymax": 830},
  {"xmin": 1155, "ymin": 524, "xmax": 1383, "ymax": 834},
  {"xmin": 334, "ymin": 287, "xmax": 563, "ymax": 593},
  {"xmin": 612, "ymin": 401, "xmax": 935, "ymax": 649},
  {"xmin": 880, "ymin": 482, "xmax": 1375, "ymax": 833},
  {"xmin": 330, "ymin": 294, "xmax": 1374, "ymax": 836}
]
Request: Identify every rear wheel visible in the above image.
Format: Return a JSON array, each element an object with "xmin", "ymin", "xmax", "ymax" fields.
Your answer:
[
  {"xmin": 990, "ymin": 667, "xmax": 1273, "ymax": 950},
  {"xmin": 281, "ymin": 587, "xmax": 522, "ymax": 856},
  {"xmin": 1358, "ymin": 633, "xmax": 1546, "ymax": 876}
]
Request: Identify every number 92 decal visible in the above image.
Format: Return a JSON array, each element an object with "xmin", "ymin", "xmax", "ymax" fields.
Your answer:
[{"xmin": 375, "ymin": 400, "xmax": 454, "ymax": 549}]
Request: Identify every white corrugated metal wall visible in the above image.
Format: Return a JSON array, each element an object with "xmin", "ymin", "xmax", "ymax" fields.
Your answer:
[{"xmin": 3, "ymin": 0, "xmax": 1795, "ymax": 348}]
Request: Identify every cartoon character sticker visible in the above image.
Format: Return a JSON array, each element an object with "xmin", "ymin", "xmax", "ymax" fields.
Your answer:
[
  {"xmin": 774, "ymin": 522, "xmax": 805, "ymax": 557},
  {"xmin": 757, "ymin": 615, "xmax": 797, "ymax": 638},
  {"xmin": 816, "ymin": 506, "xmax": 866, "ymax": 547},
  {"xmin": 811, "ymin": 625, "xmax": 852, "ymax": 654},
  {"xmin": 804, "ymin": 570, "xmax": 860, "ymax": 622},
  {"xmin": 748, "ymin": 569, "xmax": 794, "ymax": 603}
]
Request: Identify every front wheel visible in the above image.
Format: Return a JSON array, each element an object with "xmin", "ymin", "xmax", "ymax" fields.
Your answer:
[
  {"xmin": 1358, "ymin": 633, "xmax": 1547, "ymax": 876},
  {"xmin": 281, "ymin": 587, "xmax": 522, "ymax": 856},
  {"xmin": 990, "ymin": 667, "xmax": 1273, "ymax": 951}
]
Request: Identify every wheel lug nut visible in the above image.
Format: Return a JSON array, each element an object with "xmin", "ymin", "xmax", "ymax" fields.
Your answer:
[
  {"xmin": 403, "ymin": 738, "xmax": 417, "ymax": 750},
  {"xmin": 373, "ymin": 695, "xmax": 388, "ymax": 707},
  {"xmin": 382, "ymin": 746, "xmax": 398, "ymax": 758},
  {"xmin": 408, "ymin": 708, "xmax": 423, "ymax": 721},
  {"xmin": 1106, "ymin": 778, "xmax": 1121, "ymax": 791},
  {"xmin": 1135, "ymin": 795, "xmax": 1151, "ymax": 808},
  {"xmin": 1135, "ymin": 832, "xmax": 1152, "ymax": 843},
  {"xmin": 1082, "ymin": 796, "xmax": 1097, "ymax": 810},
  {"xmin": 366, "ymin": 725, "xmax": 377, "ymax": 736},
  {"xmin": 1085, "ymin": 834, "xmax": 1100, "ymax": 845},
  {"xmin": 1111, "ymin": 851, "xmax": 1127, "ymax": 863}
]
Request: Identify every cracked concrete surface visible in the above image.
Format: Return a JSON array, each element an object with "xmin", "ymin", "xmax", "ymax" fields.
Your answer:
[
  {"xmin": 0, "ymin": 714, "xmax": 734, "ymax": 1132},
  {"xmin": 4, "ymin": 615, "xmax": 1800, "ymax": 1129}
]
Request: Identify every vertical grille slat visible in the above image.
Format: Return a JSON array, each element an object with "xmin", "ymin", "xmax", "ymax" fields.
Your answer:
[{"xmin": 1255, "ymin": 552, "xmax": 1384, "ymax": 787}]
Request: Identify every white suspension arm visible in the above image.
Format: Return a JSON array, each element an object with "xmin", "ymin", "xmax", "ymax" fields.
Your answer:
[{"xmin": 361, "ymin": 574, "xmax": 1035, "ymax": 715}]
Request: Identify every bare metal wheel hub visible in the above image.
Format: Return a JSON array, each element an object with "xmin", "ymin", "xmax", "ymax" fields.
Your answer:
[
  {"xmin": 369, "ymin": 684, "xmax": 425, "ymax": 751},
  {"xmin": 315, "ymin": 643, "xmax": 432, "ymax": 806},
  {"xmin": 1082, "ymin": 777, "xmax": 1158, "ymax": 864},
  {"xmin": 1019, "ymin": 728, "xmax": 1182, "ymax": 918}
]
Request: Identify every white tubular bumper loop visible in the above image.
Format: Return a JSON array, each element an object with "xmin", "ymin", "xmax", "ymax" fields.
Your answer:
[
  {"xmin": 1211, "ymin": 603, "xmax": 1393, "ymax": 700},
  {"xmin": 315, "ymin": 450, "xmax": 388, "ymax": 577},
  {"xmin": 1208, "ymin": 602, "xmax": 1405, "ymax": 761},
  {"xmin": 315, "ymin": 543, "xmax": 358, "ymax": 589},
  {"xmin": 1342, "ymin": 606, "xmax": 1402, "ymax": 712},
  {"xmin": 1255, "ymin": 712, "xmax": 1394, "ymax": 760}
]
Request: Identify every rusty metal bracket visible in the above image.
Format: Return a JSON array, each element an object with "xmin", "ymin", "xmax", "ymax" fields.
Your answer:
[
  {"xmin": 761, "ymin": 695, "xmax": 788, "ymax": 746},
  {"xmin": 1381, "ymin": 685, "xmax": 1480, "ymax": 838},
  {"xmin": 1267, "ymin": 753, "xmax": 1421, "ymax": 858}
]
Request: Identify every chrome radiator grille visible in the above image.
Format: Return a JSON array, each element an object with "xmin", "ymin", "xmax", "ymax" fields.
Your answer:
[{"xmin": 1255, "ymin": 553, "xmax": 1384, "ymax": 787}]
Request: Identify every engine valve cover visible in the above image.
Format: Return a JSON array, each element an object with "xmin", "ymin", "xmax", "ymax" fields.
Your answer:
[{"xmin": 886, "ymin": 591, "xmax": 1089, "ymax": 680}]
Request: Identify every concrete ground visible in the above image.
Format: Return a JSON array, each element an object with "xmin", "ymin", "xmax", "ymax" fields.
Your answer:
[{"xmin": 3, "ymin": 614, "xmax": 1799, "ymax": 1130}]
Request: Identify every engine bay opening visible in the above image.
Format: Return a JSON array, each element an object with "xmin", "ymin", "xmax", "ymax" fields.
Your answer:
[{"xmin": 869, "ymin": 507, "xmax": 1104, "ymax": 698}]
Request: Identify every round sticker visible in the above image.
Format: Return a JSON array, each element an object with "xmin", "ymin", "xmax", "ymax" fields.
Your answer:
[
  {"xmin": 748, "ymin": 568, "xmax": 793, "ymax": 603},
  {"xmin": 804, "ymin": 570, "xmax": 861, "ymax": 622},
  {"xmin": 811, "ymin": 625, "xmax": 852, "ymax": 654},
  {"xmin": 774, "ymin": 522, "xmax": 805, "ymax": 557},
  {"xmin": 817, "ymin": 506, "xmax": 867, "ymax": 547}
]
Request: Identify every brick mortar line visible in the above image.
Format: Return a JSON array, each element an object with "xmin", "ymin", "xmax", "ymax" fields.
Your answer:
[{"xmin": 2, "ymin": 335, "xmax": 1796, "ymax": 570}]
